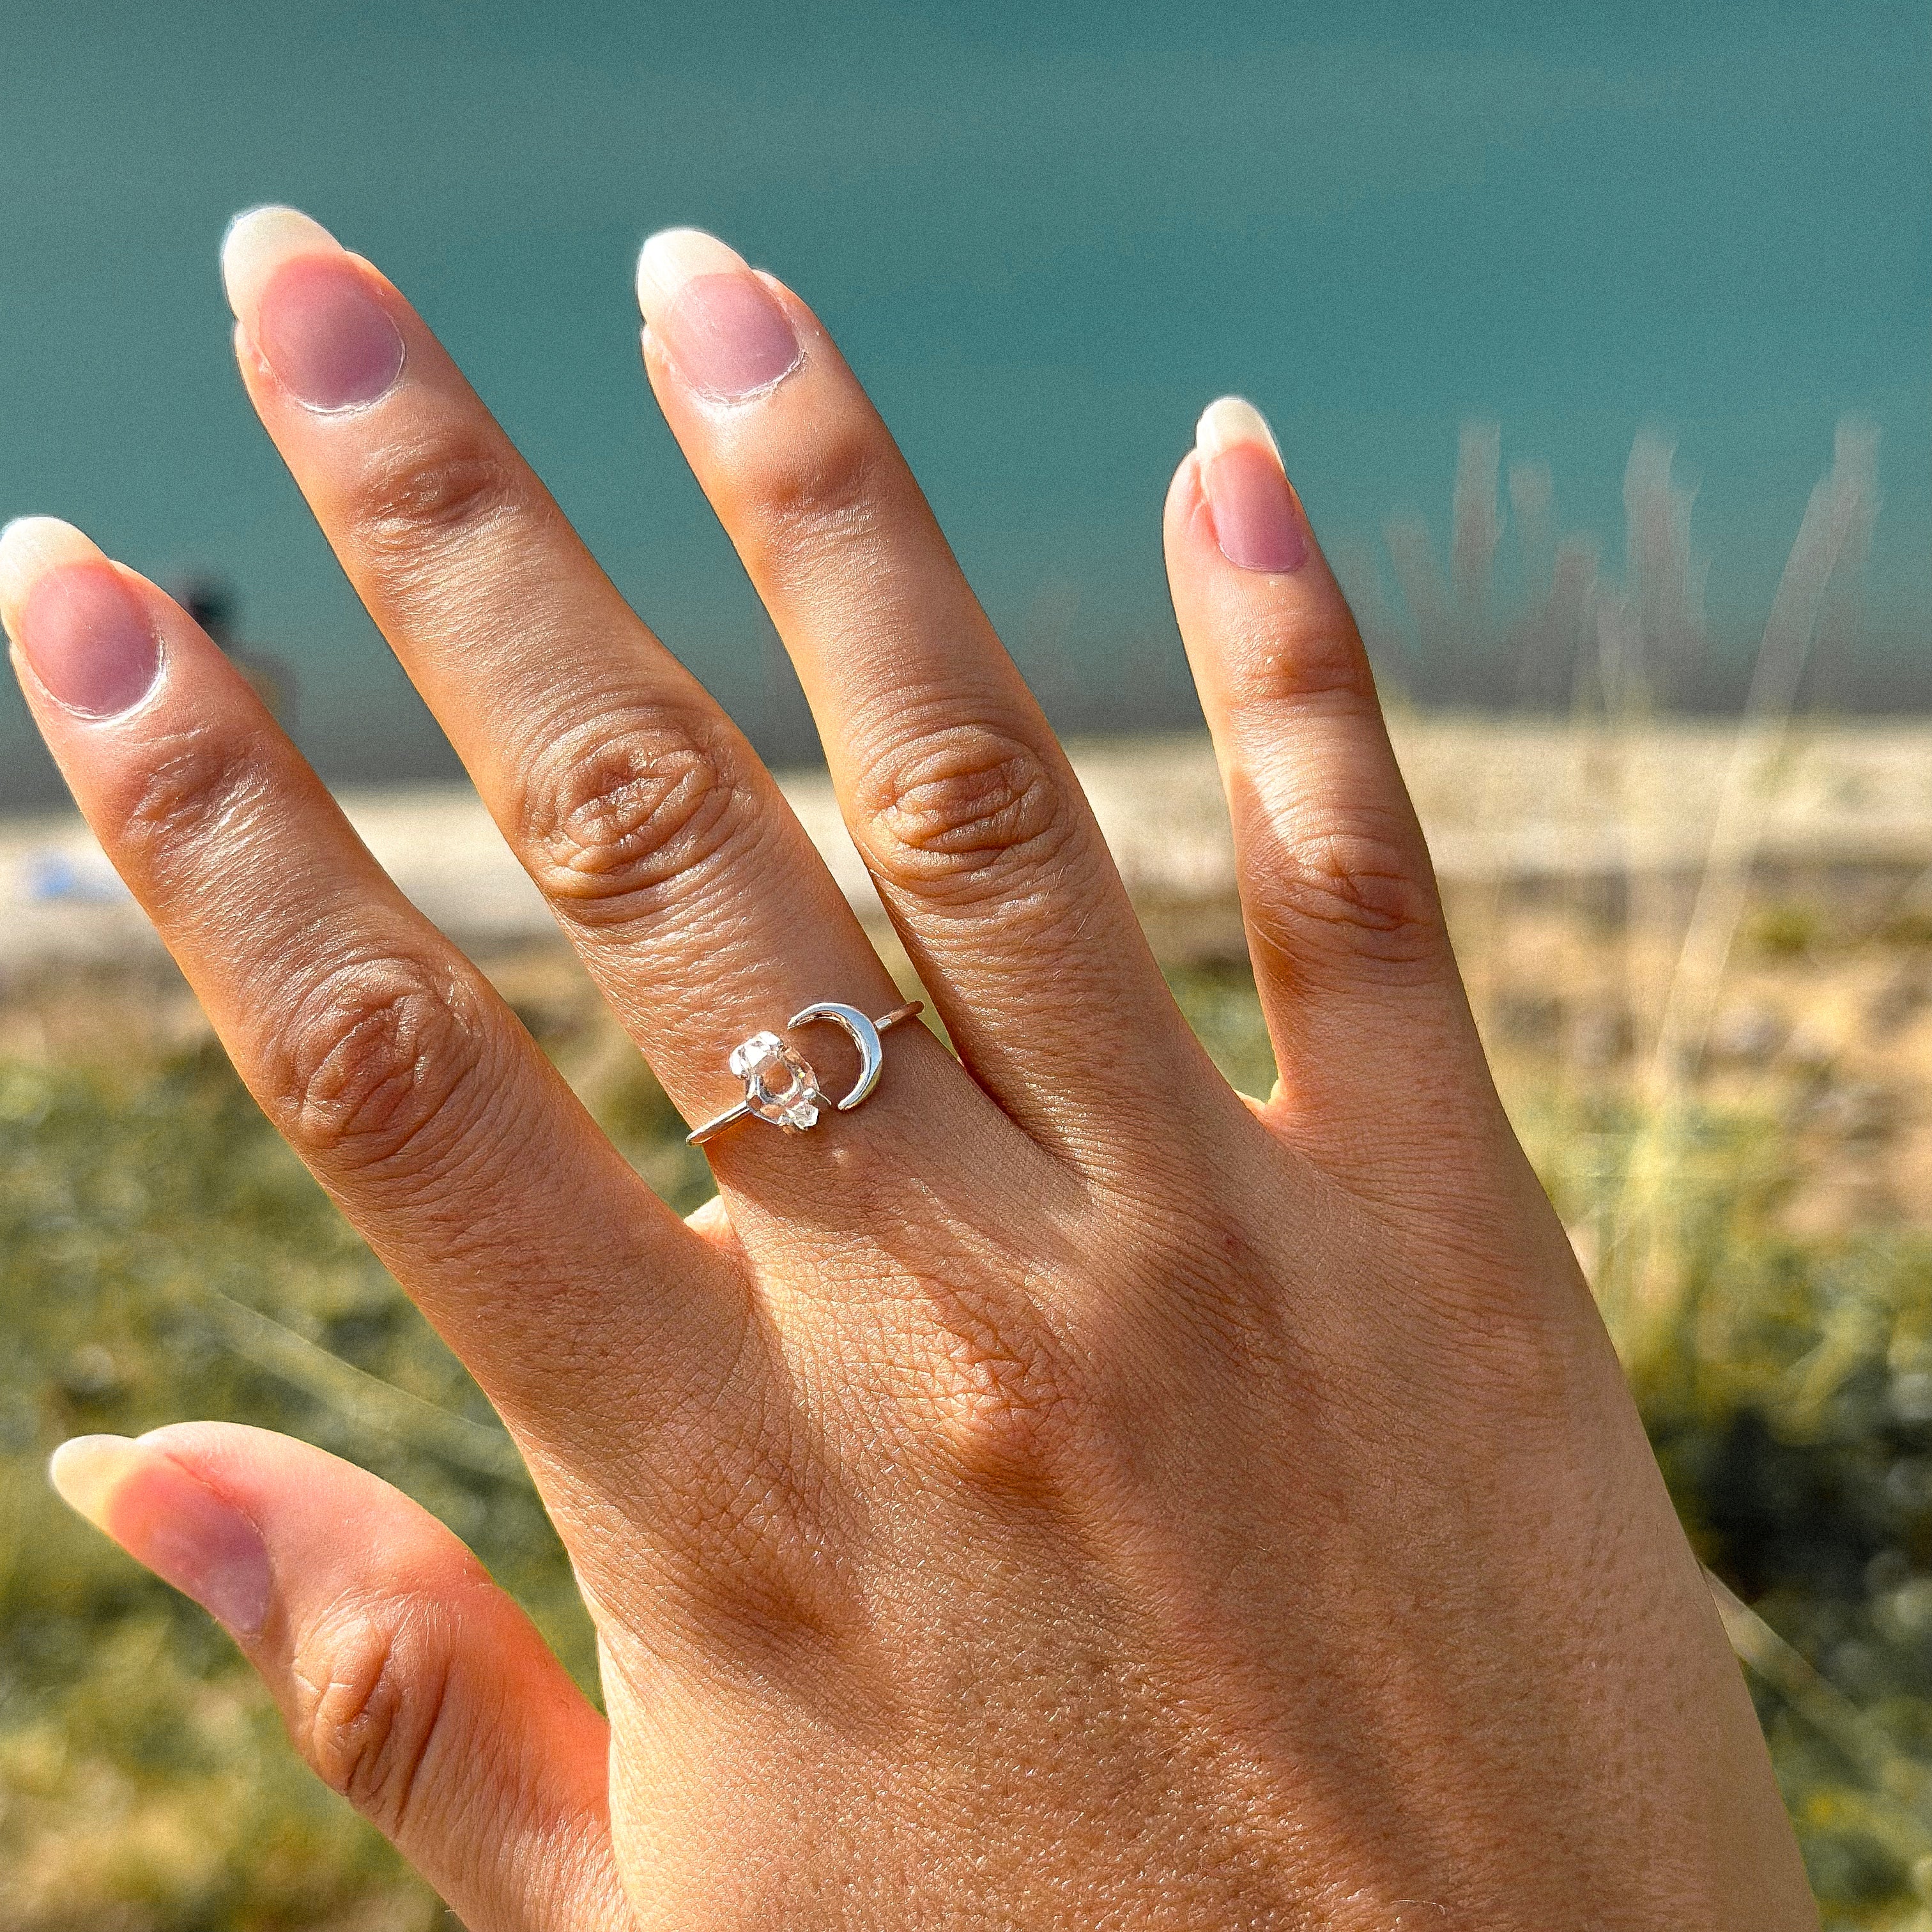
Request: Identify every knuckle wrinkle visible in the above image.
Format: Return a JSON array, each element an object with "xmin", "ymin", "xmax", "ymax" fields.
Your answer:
[
  {"xmin": 116, "ymin": 724, "xmax": 270, "ymax": 871},
  {"xmin": 1249, "ymin": 818, "xmax": 1445, "ymax": 976},
  {"xmin": 295, "ymin": 1595, "xmax": 456, "ymax": 1836},
  {"xmin": 859, "ymin": 726, "xmax": 1073, "ymax": 896},
  {"xmin": 354, "ymin": 434, "xmax": 526, "ymax": 559},
  {"xmin": 515, "ymin": 708, "xmax": 753, "ymax": 924},
  {"xmin": 269, "ymin": 954, "xmax": 489, "ymax": 1172},
  {"xmin": 758, "ymin": 422, "xmax": 880, "ymax": 543},
  {"xmin": 1238, "ymin": 622, "xmax": 1375, "ymax": 710}
]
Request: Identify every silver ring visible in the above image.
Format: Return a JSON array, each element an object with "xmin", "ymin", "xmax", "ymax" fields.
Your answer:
[{"xmin": 686, "ymin": 1000, "xmax": 925, "ymax": 1146}]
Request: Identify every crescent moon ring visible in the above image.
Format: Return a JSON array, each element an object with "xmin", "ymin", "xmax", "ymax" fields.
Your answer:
[
  {"xmin": 685, "ymin": 999, "xmax": 924, "ymax": 1145},
  {"xmin": 790, "ymin": 1000, "xmax": 889, "ymax": 1109}
]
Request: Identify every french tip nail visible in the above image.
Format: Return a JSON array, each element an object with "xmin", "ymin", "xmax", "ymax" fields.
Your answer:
[
  {"xmin": 50, "ymin": 1436, "xmax": 273, "ymax": 1636},
  {"xmin": 220, "ymin": 205, "xmax": 343, "ymax": 315},
  {"xmin": 1195, "ymin": 397, "xmax": 1307, "ymax": 574},
  {"xmin": 0, "ymin": 514, "xmax": 89, "ymax": 555},
  {"xmin": 222, "ymin": 203, "xmax": 284, "ymax": 245},
  {"xmin": 222, "ymin": 204, "xmax": 339, "ymax": 250},
  {"xmin": 1196, "ymin": 396, "xmax": 1283, "ymax": 465},
  {"xmin": 49, "ymin": 1434, "xmax": 142, "ymax": 1528},
  {"xmin": 636, "ymin": 226, "xmax": 751, "ymax": 318},
  {"xmin": 0, "ymin": 517, "xmax": 104, "ymax": 618}
]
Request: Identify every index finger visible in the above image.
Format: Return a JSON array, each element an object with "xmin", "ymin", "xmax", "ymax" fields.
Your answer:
[{"xmin": 0, "ymin": 518, "xmax": 751, "ymax": 1482}]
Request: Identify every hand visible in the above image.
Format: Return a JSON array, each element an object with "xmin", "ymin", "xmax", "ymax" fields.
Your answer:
[{"xmin": 4, "ymin": 209, "xmax": 1814, "ymax": 1929}]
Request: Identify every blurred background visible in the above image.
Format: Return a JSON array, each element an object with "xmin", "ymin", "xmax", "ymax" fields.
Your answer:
[{"xmin": 1, "ymin": 2, "xmax": 1928, "ymax": 1926}]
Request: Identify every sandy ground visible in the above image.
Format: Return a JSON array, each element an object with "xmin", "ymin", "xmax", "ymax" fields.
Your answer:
[{"xmin": 4, "ymin": 716, "xmax": 1932, "ymax": 967}]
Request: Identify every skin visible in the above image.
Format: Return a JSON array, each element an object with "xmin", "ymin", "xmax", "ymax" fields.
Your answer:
[{"xmin": 4, "ymin": 210, "xmax": 1816, "ymax": 1929}]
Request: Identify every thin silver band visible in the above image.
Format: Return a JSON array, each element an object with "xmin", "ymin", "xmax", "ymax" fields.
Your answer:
[{"xmin": 686, "ymin": 1000, "xmax": 924, "ymax": 1146}]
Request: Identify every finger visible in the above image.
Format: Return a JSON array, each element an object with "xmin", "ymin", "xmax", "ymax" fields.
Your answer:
[
  {"xmin": 635, "ymin": 231, "xmax": 1227, "ymax": 1160},
  {"xmin": 1162, "ymin": 400, "xmax": 1498, "ymax": 1171},
  {"xmin": 50, "ymin": 1425, "xmax": 632, "ymax": 1932},
  {"xmin": 218, "ymin": 206, "xmax": 970, "ymax": 1179},
  {"xmin": 0, "ymin": 516, "xmax": 748, "ymax": 1473}
]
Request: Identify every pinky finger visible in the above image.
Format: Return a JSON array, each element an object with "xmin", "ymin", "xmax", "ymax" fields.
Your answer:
[
  {"xmin": 1163, "ymin": 399, "xmax": 1499, "ymax": 1179},
  {"xmin": 50, "ymin": 1424, "xmax": 631, "ymax": 1932}
]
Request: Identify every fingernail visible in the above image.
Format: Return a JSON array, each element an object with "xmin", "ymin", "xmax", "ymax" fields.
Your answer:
[
  {"xmin": 1195, "ymin": 397, "xmax": 1308, "ymax": 574},
  {"xmin": 222, "ymin": 205, "xmax": 404, "ymax": 413},
  {"xmin": 636, "ymin": 227, "xmax": 802, "ymax": 402},
  {"xmin": 0, "ymin": 519, "xmax": 162, "ymax": 719},
  {"xmin": 51, "ymin": 1435, "xmax": 272, "ymax": 1637}
]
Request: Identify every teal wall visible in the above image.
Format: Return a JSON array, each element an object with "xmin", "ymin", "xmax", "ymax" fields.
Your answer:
[{"xmin": 1, "ymin": 2, "xmax": 1924, "ymax": 796}]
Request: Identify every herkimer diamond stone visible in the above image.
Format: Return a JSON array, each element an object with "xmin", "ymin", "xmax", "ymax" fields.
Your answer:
[{"xmin": 728, "ymin": 1031, "xmax": 825, "ymax": 1132}]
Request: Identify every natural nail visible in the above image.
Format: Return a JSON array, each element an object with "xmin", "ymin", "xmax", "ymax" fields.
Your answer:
[
  {"xmin": 0, "ymin": 518, "xmax": 162, "ymax": 719},
  {"xmin": 1195, "ymin": 397, "xmax": 1308, "ymax": 574},
  {"xmin": 223, "ymin": 206, "xmax": 404, "ymax": 413},
  {"xmin": 50, "ymin": 1434, "xmax": 272, "ymax": 1637},
  {"xmin": 636, "ymin": 227, "xmax": 802, "ymax": 402}
]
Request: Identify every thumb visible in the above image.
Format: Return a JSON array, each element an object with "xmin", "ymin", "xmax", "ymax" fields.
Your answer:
[{"xmin": 50, "ymin": 1422, "xmax": 629, "ymax": 1932}]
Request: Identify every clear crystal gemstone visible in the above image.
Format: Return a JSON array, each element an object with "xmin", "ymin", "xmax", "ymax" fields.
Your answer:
[{"xmin": 728, "ymin": 1031, "xmax": 825, "ymax": 1132}]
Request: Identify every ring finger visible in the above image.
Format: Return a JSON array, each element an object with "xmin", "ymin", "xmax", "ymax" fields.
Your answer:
[{"xmin": 635, "ymin": 230, "xmax": 1239, "ymax": 1165}]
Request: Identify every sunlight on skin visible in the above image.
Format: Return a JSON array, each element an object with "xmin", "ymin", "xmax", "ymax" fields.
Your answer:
[{"xmin": 5, "ymin": 205, "xmax": 1822, "ymax": 1930}]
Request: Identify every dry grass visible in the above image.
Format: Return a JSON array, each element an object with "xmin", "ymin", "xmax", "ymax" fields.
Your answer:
[{"xmin": 1, "ymin": 411, "xmax": 1920, "ymax": 1926}]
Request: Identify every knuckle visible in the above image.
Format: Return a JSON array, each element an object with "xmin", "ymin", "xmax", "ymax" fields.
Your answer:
[
  {"xmin": 928, "ymin": 1347, "xmax": 1079, "ymax": 1494},
  {"xmin": 1246, "ymin": 811, "xmax": 1445, "ymax": 979},
  {"xmin": 350, "ymin": 427, "xmax": 528, "ymax": 564},
  {"xmin": 749, "ymin": 416, "xmax": 884, "ymax": 561},
  {"xmin": 266, "ymin": 953, "xmax": 491, "ymax": 1174},
  {"xmin": 855, "ymin": 724, "xmax": 1077, "ymax": 901},
  {"xmin": 513, "ymin": 706, "xmax": 759, "ymax": 926},
  {"xmin": 1233, "ymin": 616, "xmax": 1376, "ymax": 710},
  {"xmin": 293, "ymin": 1590, "xmax": 457, "ymax": 1836},
  {"xmin": 112, "ymin": 721, "xmax": 272, "ymax": 880}
]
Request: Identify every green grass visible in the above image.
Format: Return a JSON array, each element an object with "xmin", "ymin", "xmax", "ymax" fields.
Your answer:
[{"xmin": 1, "ymin": 968, "xmax": 1928, "ymax": 1926}]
